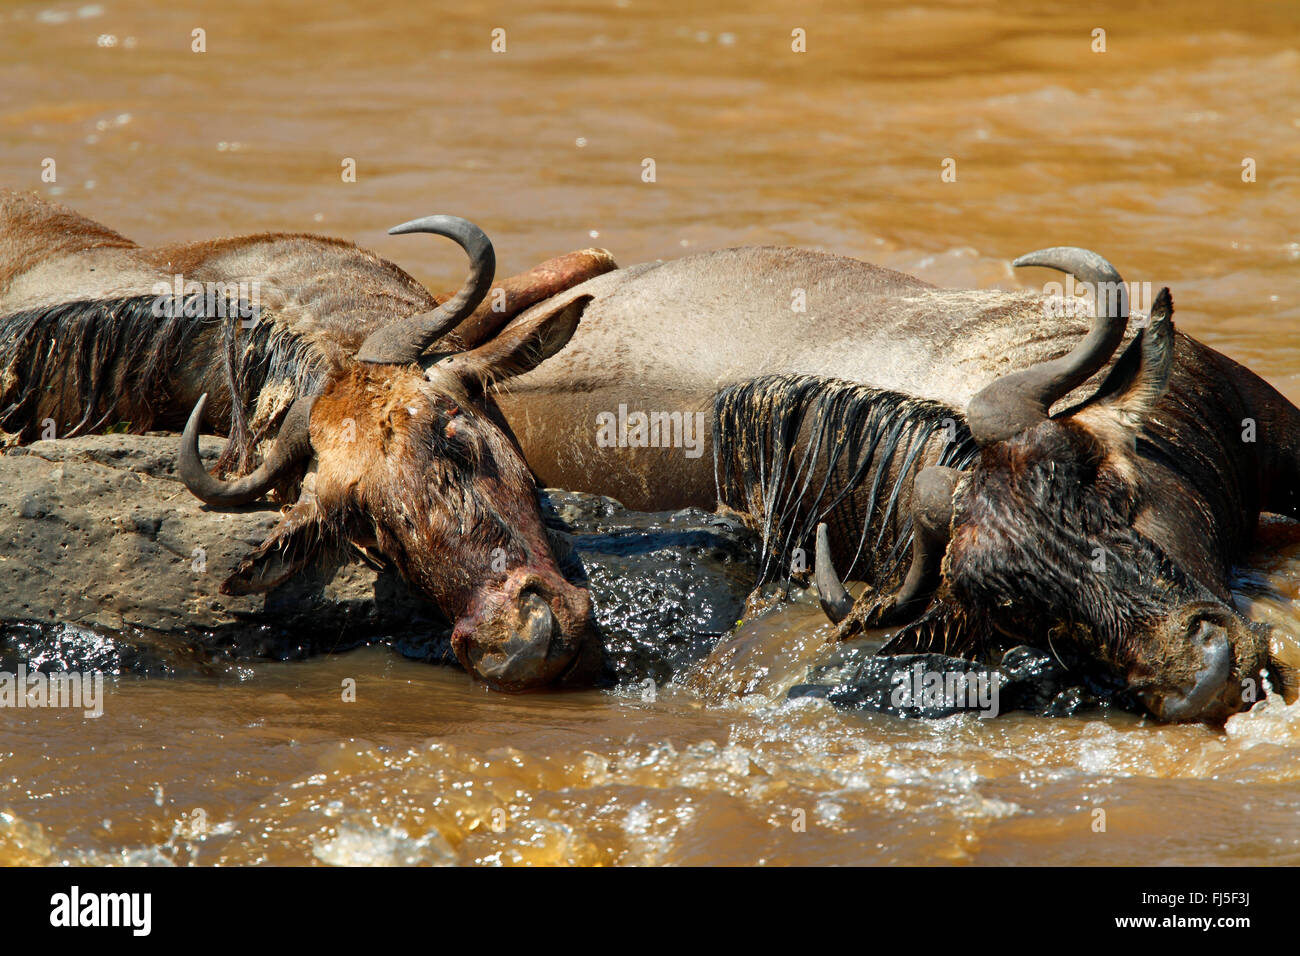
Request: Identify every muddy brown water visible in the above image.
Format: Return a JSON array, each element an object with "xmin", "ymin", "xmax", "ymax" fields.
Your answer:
[{"xmin": 2, "ymin": 0, "xmax": 1300, "ymax": 865}]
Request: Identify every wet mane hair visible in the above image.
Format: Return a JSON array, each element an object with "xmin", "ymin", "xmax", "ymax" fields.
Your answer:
[
  {"xmin": 0, "ymin": 294, "xmax": 328, "ymax": 471},
  {"xmin": 713, "ymin": 373, "xmax": 979, "ymax": 591},
  {"xmin": 0, "ymin": 295, "xmax": 196, "ymax": 440}
]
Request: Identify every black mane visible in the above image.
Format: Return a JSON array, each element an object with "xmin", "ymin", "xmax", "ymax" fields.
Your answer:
[
  {"xmin": 0, "ymin": 295, "xmax": 327, "ymax": 472},
  {"xmin": 713, "ymin": 373, "xmax": 978, "ymax": 591}
]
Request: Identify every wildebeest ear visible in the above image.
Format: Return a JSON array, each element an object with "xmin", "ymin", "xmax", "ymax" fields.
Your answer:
[
  {"xmin": 220, "ymin": 487, "xmax": 327, "ymax": 595},
  {"xmin": 432, "ymin": 294, "xmax": 592, "ymax": 391},
  {"xmin": 1077, "ymin": 287, "xmax": 1175, "ymax": 430}
]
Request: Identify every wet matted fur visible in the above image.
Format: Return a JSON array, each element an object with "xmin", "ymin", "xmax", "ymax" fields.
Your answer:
[
  {"xmin": 0, "ymin": 295, "xmax": 200, "ymax": 443},
  {"xmin": 0, "ymin": 294, "xmax": 328, "ymax": 473},
  {"xmin": 713, "ymin": 373, "xmax": 979, "ymax": 594}
]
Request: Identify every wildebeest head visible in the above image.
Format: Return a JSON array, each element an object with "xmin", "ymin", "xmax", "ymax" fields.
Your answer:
[
  {"xmin": 178, "ymin": 216, "xmax": 600, "ymax": 690},
  {"xmin": 819, "ymin": 248, "xmax": 1296, "ymax": 722}
]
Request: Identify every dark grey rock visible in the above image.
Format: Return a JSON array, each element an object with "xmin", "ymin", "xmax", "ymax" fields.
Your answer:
[
  {"xmin": 538, "ymin": 491, "xmax": 759, "ymax": 685},
  {"xmin": 788, "ymin": 643, "xmax": 1112, "ymax": 717}
]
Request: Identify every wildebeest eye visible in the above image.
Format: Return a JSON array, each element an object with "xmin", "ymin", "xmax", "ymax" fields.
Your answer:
[{"xmin": 426, "ymin": 407, "xmax": 477, "ymax": 468}]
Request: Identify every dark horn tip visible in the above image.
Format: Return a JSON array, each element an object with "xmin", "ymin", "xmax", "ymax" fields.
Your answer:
[
  {"xmin": 190, "ymin": 392, "xmax": 209, "ymax": 424},
  {"xmin": 388, "ymin": 216, "xmax": 448, "ymax": 236},
  {"xmin": 815, "ymin": 523, "xmax": 854, "ymax": 625},
  {"xmin": 385, "ymin": 215, "xmax": 492, "ymax": 249},
  {"xmin": 1011, "ymin": 246, "xmax": 1077, "ymax": 269},
  {"xmin": 1011, "ymin": 250, "xmax": 1047, "ymax": 269}
]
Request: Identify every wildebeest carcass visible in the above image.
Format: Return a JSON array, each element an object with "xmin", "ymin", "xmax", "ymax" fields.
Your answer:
[
  {"xmin": 0, "ymin": 189, "xmax": 617, "ymax": 690},
  {"xmin": 489, "ymin": 246, "xmax": 1300, "ymax": 723}
]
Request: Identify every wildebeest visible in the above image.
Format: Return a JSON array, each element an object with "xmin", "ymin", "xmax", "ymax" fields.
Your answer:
[
  {"xmin": 0, "ymin": 190, "xmax": 616, "ymax": 690},
  {"xmin": 489, "ymin": 246, "xmax": 1300, "ymax": 723}
]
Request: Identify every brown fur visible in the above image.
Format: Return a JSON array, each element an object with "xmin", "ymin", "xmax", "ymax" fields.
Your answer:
[{"xmin": 0, "ymin": 190, "xmax": 611, "ymax": 689}]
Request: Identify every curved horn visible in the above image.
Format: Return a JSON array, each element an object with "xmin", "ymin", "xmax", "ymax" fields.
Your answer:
[
  {"xmin": 815, "ymin": 523, "xmax": 854, "ymax": 624},
  {"xmin": 967, "ymin": 247, "xmax": 1129, "ymax": 446},
  {"xmin": 355, "ymin": 215, "xmax": 496, "ymax": 365},
  {"xmin": 816, "ymin": 467, "xmax": 962, "ymax": 627},
  {"xmin": 179, "ymin": 392, "xmax": 315, "ymax": 507},
  {"xmin": 880, "ymin": 466, "xmax": 961, "ymax": 621}
]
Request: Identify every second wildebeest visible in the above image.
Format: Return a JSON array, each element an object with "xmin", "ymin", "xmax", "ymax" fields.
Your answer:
[{"xmin": 490, "ymin": 245, "xmax": 1300, "ymax": 723}]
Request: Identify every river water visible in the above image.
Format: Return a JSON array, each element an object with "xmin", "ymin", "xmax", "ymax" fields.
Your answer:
[{"xmin": 1, "ymin": 0, "xmax": 1299, "ymax": 865}]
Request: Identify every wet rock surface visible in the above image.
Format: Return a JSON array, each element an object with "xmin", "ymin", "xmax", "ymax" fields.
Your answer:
[
  {"xmin": 540, "ymin": 490, "xmax": 758, "ymax": 685},
  {"xmin": 788, "ymin": 642, "xmax": 1117, "ymax": 717},
  {"xmin": 0, "ymin": 435, "xmax": 758, "ymax": 682},
  {"xmin": 0, "ymin": 434, "xmax": 448, "ymax": 674}
]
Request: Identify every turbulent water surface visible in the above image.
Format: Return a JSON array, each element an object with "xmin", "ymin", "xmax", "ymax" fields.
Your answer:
[{"xmin": 2, "ymin": 0, "xmax": 1300, "ymax": 865}]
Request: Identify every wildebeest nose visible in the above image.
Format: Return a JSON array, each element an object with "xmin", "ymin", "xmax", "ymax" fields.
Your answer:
[
  {"xmin": 1142, "ymin": 622, "xmax": 1235, "ymax": 723},
  {"xmin": 468, "ymin": 589, "xmax": 560, "ymax": 686}
]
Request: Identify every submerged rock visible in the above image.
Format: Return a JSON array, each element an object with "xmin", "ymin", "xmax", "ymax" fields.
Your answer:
[
  {"xmin": 788, "ymin": 643, "xmax": 1113, "ymax": 717},
  {"xmin": 540, "ymin": 491, "xmax": 758, "ymax": 685},
  {"xmin": 0, "ymin": 434, "xmax": 757, "ymax": 682}
]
